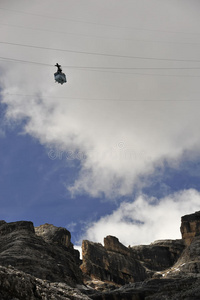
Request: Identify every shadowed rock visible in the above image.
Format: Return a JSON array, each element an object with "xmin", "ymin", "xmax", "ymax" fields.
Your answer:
[
  {"xmin": 35, "ymin": 223, "xmax": 73, "ymax": 248},
  {"xmin": 1, "ymin": 211, "xmax": 200, "ymax": 299},
  {"xmin": 130, "ymin": 239, "xmax": 185, "ymax": 271},
  {"xmin": 0, "ymin": 265, "xmax": 91, "ymax": 300},
  {"xmin": 181, "ymin": 211, "xmax": 200, "ymax": 246},
  {"xmin": 81, "ymin": 236, "xmax": 149, "ymax": 285},
  {"xmin": 89, "ymin": 278, "xmax": 200, "ymax": 300},
  {"xmin": 0, "ymin": 220, "xmax": 82, "ymax": 287},
  {"xmin": 81, "ymin": 236, "xmax": 185, "ymax": 286}
]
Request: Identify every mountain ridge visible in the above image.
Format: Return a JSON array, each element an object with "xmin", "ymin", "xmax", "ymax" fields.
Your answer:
[{"xmin": 0, "ymin": 211, "xmax": 200, "ymax": 299}]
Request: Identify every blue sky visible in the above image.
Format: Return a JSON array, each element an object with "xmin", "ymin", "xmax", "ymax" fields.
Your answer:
[
  {"xmin": 1, "ymin": 100, "xmax": 200, "ymax": 245},
  {"xmin": 0, "ymin": 101, "xmax": 117, "ymax": 244},
  {"xmin": 1, "ymin": 0, "xmax": 200, "ymax": 248}
]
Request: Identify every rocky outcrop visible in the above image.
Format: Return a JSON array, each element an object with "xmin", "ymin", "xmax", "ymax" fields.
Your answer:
[
  {"xmin": 81, "ymin": 211, "xmax": 200, "ymax": 291},
  {"xmin": 35, "ymin": 223, "xmax": 73, "ymax": 248},
  {"xmin": 130, "ymin": 239, "xmax": 185, "ymax": 272},
  {"xmin": 0, "ymin": 220, "xmax": 82, "ymax": 287},
  {"xmin": 80, "ymin": 211, "xmax": 200, "ymax": 299},
  {"xmin": 89, "ymin": 277, "xmax": 200, "ymax": 300},
  {"xmin": 180, "ymin": 211, "xmax": 200, "ymax": 245},
  {"xmin": 160, "ymin": 211, "xmax": 200, "ymax": 280},
  {"xmin": 162, "ymin": 235, "xmax": 200, "ymax": 279},
  {"xmin": 0, "ymin": 265, "xmax": 91, "ymax": 300},
  {"xmin": 2, "ymin": 211, "xmax": 200, "ymax": 299},
  {"xmin": 81, "ymin": 236, "xmax": 148, "ymax": 285},
  {"xmin": 81, "ymin": 236, "xmax": 185, "ymax": 286},
  {"xmin": 104, "ymin": 235, "xmax": 130, "ymax": 255}
]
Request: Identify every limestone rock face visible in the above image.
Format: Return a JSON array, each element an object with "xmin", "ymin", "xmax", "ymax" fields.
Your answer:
[
  {"xmin": 104, "ymin": 235, "xmax": 130, "ymax": 256},
  {"xmin": 81, "ymin": 236, "xmax": 149, "ymax": 285},
  {"xmin": 0, "ymin": 220, "xmax": 34, "ymax": 235},
  {"xmin": 164, "ymin": 235, "xmax": 200, "ymax": 279},
  {"xmin": 131, "ymin": 239, "xmax": 185, "ymax": 271},
  {"xmin": 172, "ymin": 211, "xmax": 200, "ymax": 278},
  {"xmin": 2, "ymin": 211, "xmax": 200, "ymax": 299},
  {"xmin": 181, "ymin": 211, "xmax": 200, "ymax": 245},
  {"xmin": 89, "ymin": 278, "xmax": 200, "ymax": 300},
  {"xmin": 81, "ymin": 236, "xmax": 185, "ymax": 286},
  {"xmin": 0, "ymin": 220, "xmax": 82, "ymax": 286},
  {"xmin": 0, "ymin": 265, "xmax": 91, "ymax": 300},
  {"xmin": 35, "ymin": 223, "xmax": 73, "ymax": 248}
]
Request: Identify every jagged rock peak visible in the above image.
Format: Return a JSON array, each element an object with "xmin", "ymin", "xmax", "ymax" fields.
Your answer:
[
  {"xmin": 35, "ymin": 223, "xmax": 72, "ymax": 248},
  {"xmin": 104, "ymin": 235, "xmax": 130, "ymax": 256},
  {"xmin": 0, "ymin": 220, "xmax": 83, "ymax": 286},
  {"xmin": 182, "ymin": 211, "xmax": 200, "ymax": 222},
  {"xmin": 181, "ymin": 210, "xmax": 200, "ymax": 245},
  {"xmin": 81, "ymin": 237, "xmax": 149, "ymax": 285},
  {"xmin": 81, "ymin": 237, "xmax": 185, "ymax": 287}
]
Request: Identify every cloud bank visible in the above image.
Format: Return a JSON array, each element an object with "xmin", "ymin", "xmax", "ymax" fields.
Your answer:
[
  {"xmin": 81, "ymin": 189, "xmax": 200, "ymax": 246},
  {"xmin": 1, "ymin": 0, "xmax": 200, "ymax": 199}
]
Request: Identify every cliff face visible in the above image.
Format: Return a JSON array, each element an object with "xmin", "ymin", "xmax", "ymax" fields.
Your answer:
[
  {"xmin": 80, "ymin": 236, "xmax": 185, "ymax": 286},
  {"xmin": 131, "ymin": 239, "xmax": 185, "ymax": 271},
  {"xmin": 35, "ymin": 223, "xmax": 73, "ymax": 249},
  {"xmin": 180, "ymin": 211, "xmax": 200, "ymax": 246},
  {"xmin": 164, "ymin": 213, "xmax": 200, "ymax": 279},
  {"xmin": 1, "ymin": 211, "xmax": 200, "ymax": 299},
  {"xmin": 0, "ymin": 220, "xmax": 82, "ymax": 287},
  {"xmin": 79, "ymin": 211, "xmax": 200, "ymax": 300},
  {"xmin": 0, "ymin": 265, "xmax": 90, "ymax": 300},
  {"xmin": 81, "ymin": 236, "xmax": 148, "ymax": 285}
]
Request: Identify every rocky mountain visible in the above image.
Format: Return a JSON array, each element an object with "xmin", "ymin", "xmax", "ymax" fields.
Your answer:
[
  {"xmin": 0, "ymin": 211, "xmax": 200, "ymax": 299},
  {"xmin": 0, "ymin": 220, "xmax": 89, "ymax": 299},
  {"xmin": 80, "ymin": 236, "xmax": 185, "ymax": 286},
  {"xmin": 0, "ymin": 221, "xmax": 82, "ymax": 287},
  {"xmin": 181, "ymin": 211, "xmax": 200, "ymax": 245},
  {"xmin": 80, "ymin": 211, "xmax": 200, "ymax": 299}
]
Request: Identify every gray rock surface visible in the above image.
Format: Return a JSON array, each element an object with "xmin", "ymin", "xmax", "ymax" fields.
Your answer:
[
  {"xmin": 81, "ymin": 236, "xmax": 148, "ymax": 285},
  {"xmin": 35, "ymin": 223, "xmax": 73, "ymax": 248},
  {"xmin": 181, "ymin": 211, "xmax": 200, "ymax": 245},
  {"xmin": 81, "ymin": 236, "xmax": 185, "ymax": 285},
  {"xmin": 2, "ymin": 211, "xmax": 200, "ymax": 299},
  {"xmin": 0, "ymin": 220, "xmax": 82, "ymax": 286},
  {"xmin": 89, "ymin": 278, "xmax": 200, "ymax": 300},
  {"xmin": 130, "ymin": 239, "xmax": 185, "ymax": 272},
  {"xmin": 80, "ymin": 211, "xmax": 200, "ymax": 299},
  {"xmin": 0, "ymin": 265, "xmax": 91, "ymax": 300}
]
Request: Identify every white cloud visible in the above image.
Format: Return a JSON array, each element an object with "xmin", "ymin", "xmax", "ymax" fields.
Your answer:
[
  {"xmin": 74, "ymin": 245, "xmax": 82, "ymax": 259},
  {"xmin": 1, "ymin": 1, "xmax": 200, "ymax": 198},
  {"xmin": 81, "ymin": 189, "xmax": 200, "ymax": 246},
  {"xmin": 66, "ymin": 221, "xmax": 77, "ymax": 233}
]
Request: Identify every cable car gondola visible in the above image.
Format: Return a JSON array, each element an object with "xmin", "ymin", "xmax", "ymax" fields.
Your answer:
[{"xmin": 54, "ymin": 63, "xmax": 67, "ymax": 85}]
